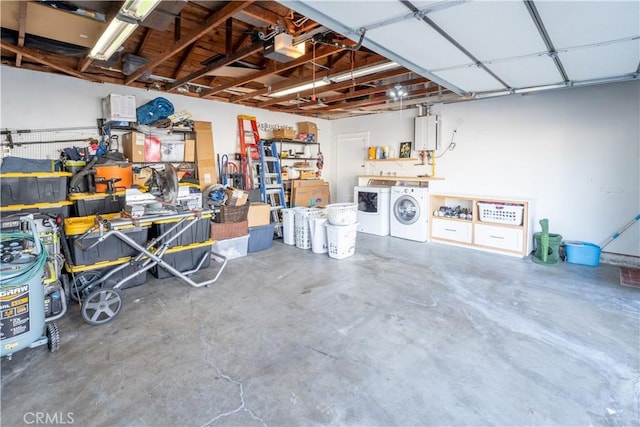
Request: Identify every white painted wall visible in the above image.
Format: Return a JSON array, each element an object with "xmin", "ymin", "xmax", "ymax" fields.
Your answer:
[
  {"xmin": 331, "ymin": 81, "xmax": 640, "ymax": 257},
  {"xmin": 1, "ymin": 67, "xmax": 638, "ymax": 257},
  {"xmin": 0, "ymin": 66, "xmax": 333, "ymax": 183}
]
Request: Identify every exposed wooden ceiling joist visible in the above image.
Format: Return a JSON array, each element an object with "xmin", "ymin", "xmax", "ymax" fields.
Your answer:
[{"xmin": 124, "ymin": 0, "xmax": 256, "ymax": 84}]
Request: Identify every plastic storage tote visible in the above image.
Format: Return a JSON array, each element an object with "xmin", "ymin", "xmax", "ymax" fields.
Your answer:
[
  {"xmin": 248, "ymin": 224, "xmax": 275, "ymax": 253},
  {"xmin": 64, "ymin": 214, "xmax": 151, "ymax": 265},
  {"xmin": 211, "ymin": 235, "xmax": 249, "ymax": 261},
  {"xmin": 151, "ymin": 240, "xmax": 213, "ymax": 279},
  {"xmin": 0, "ymin": 172, "xmax": 71, "ymax": 206},
  {"xmin": 150, "ymin": 213, "xmax": 212, "ymax": 248}
]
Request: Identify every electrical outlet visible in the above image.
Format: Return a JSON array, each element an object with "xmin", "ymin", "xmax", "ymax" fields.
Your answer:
[{"xmin": 3, "ymin": 147, "xmax": 10, "ymax": 155}]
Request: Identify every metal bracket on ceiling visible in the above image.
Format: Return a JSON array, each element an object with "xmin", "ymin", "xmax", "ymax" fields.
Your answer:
[{"xmin": 312, "ymin": 27, "xmax": 366, "ymax": 51}]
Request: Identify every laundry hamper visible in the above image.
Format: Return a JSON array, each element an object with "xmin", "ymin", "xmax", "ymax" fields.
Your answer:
[
  {"xmin": 325, "ymin": 222, "xmax": 358, "ymax": 259},
  {"xmin": 295, "ymin": 208, "xmax": 324, "ymax": 249},
  {"xmin": 281, "ymin": 207, "xmax": 302, "ymax": 245},
  {"xmin": 325, "ymin": 203, "xmax": 357, "ymax": 225}
]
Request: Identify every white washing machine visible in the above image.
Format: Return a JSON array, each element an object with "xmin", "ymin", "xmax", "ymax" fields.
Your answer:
[
  {"xmin": 390, "ymin": 186, "xmax": 430, "ymax": 242},
  {"xmin": 353, "ymin": 186, "xmax": 390, "ymax": 236}
]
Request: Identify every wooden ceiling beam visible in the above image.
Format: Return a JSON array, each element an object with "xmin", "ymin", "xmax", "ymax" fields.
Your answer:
[
  {"xmin": 241, "ymin": 4, "xmax": 283, "ymax": 27},
  {"xmin": 15, "ymin": 1, "xmax": 27, "ymax": 67},
  {"xmin": 200, "ymin": 45, "xmax": 343, "ymax": 98},
  {"xmin": 319, "ymin": 76, "xmax": 428, "ymax": 105},
  {"xmin": 230, "ymin": 57, "xmax": 394, "ymax": 104},
  {"xmin": 253, "ymin": 65, "xmax": 409, "ymax": 107},
  {"xmin": 0, "ymin": 42, "xmax": 102, "ymax": 82},
  {"xmin": 125, "ymin": 0, "xmax": 256, "ymax": 84},
  {"xmin": 166, "ymin": 41, "xmax": 264, "ymax": 91},
  {"xmin": 306, "ymin": 86, "xmax": 441, "ymax": 112}
]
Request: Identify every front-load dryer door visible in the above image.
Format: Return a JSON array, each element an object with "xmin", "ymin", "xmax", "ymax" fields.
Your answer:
[
  {"xmin": 393, "ymin": 195, "xmax": 420, "ymax": 225},
  {"xmin": 356, "ymin": 190, "xmax": 380, "ymax": 214}
]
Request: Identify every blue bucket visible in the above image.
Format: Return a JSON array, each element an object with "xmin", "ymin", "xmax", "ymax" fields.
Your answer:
[{"xmin": 565, "ymin": 241, "xmax": 601, "ymax": 266}]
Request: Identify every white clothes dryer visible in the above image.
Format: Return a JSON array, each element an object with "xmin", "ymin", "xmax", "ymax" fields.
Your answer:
[
  {"xmin": 390, "ymin": 186, "xmax": 430, "ymax": 242},
  {"xmin": 354, "ymin": 186, "xmax": 390, "ymax": 236}
]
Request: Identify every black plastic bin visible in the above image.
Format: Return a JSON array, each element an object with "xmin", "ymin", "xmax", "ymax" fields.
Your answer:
[
  {"xmin": 150, "ymin": 240, "xmax": 213, "ymax": 279},
  {"xmin": 69, "ymin": 191, "xmax": 126, "ymax": 216},
  {"xmin": 0, "ymin": 201, "xmax": 72, "ymax": 218},
  {"xmin": 0, "ymin": 172, "xmax": 71, "ymax": 206},
  {"xmin": 149, "ymin": 213, "xmax": 212, "ymax": 248},
  {"xmin": 65, "ymin": 256, "xmax": 149, "ymax": 290},
  {"xmin": 64, "ymin": 215, "xmax": 151, "ymax": 265}
]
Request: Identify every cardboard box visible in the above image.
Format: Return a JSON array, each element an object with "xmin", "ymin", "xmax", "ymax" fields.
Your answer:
[
  {"xmin": 194, "ymin": 121, "xmax": 215, "ymax": 161},
  {"xmin": 297, "ymin": 121, "xmax": 317, "ymax": 137},
  {"xmin": 299, "ymin": 170, "xmax": 317, "ymax": 180},
  {"xmin": 225, "ymin": 187, "xmax": 248, "ymax": 206},
  {"xmin": 247, "ymin": 202, "xmax": 271, "ymax": 227},
  {"xmin": 194, "ymin": 121, "xmax": 217, "ymax": 185},
  {"xmin": 122, "ymin": 132, "xmax": 161, "ymax": 162},
  {"xmin": 122, "ymin": 132, "xmax": 146, "ymax": 162},
  {"xmin": 291, "ymin": 179, "xmax": 325, "ymax": 188},
  {"xmin": 184, "ymin": 139, "xmax": 195, "ymax": 162},
  {"xmin": 103, "ymin": 93, "xmax": 136, "ymax": 122},
  {"xmin": 272, "ymin": 129, "xmax": 296, "ymax": 139},
  {"xmin": 145, "ymin": 136, "xmax": 161, "ymax": 162},
  {"xmin": 161, "ymin": 142, "xmax": 184, "ymax": 162},
  {"xmin": 197, "ymin": 159, "xmax": 216, "ymax": 187},
  {"xmin": 292, "ymin": 183, "xmax": 330, "ymax": 207}
]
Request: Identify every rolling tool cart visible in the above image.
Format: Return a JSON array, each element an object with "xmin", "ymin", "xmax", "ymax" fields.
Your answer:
[
  {"xmin": 70, "ymin": 210, "xmax": 228, "ymax": 326},
  {"xmin": 1, "ymin": 216, "xmax": 66, "ymax": 358}
]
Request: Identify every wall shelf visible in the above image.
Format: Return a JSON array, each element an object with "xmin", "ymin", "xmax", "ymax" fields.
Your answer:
[{"xmin": 365, "ymin": 158, "xmax": 417, "ymax": 162}]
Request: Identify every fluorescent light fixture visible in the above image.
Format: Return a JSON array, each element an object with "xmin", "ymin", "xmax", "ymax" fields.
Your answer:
[
  {"xmin": 329, "ymin": 62, "xmax": 400, "ymax": 83},
  {"xmin": 121, "ymin": 0, "xmax": 160, "ymax": 21},
  {"xmin": 90, "ymin": 20, "xmax": 137, "ymax": 60},
  {"xmin": 270, "ymin": 80, "xmax": 329, "ymax": 98},
  {"xmin": 90, "ymin": 0, "xmax": 161, "ymax": 61}
]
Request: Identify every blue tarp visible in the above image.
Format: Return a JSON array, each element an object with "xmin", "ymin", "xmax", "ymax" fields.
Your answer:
[{"xmin": 136, "ymin": 97, "xmax": 175, "ymax": 125}]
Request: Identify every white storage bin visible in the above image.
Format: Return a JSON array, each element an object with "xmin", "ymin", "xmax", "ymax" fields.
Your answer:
[
  {"xmin": 325, "ymin": 222, "xmax": 358, "ymax": 259},
  {"xmin": 211, "ymin": 234, "xmax": 249, "ymax": 261},
  {"xmin": 477, "ymin": 202, "xmax": 524, "ymax": 226},
  {"xmin": 295, "ymin": 207, "xmax": 324, "ymax": 249},
  {"xmin": 325, "ymin": 203, "xmax": 357, "ymax": 225}
]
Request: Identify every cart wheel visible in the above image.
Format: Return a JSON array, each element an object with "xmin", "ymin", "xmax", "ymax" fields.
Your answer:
[
  {"xmin": 81, "ymin": 288, "xmax": 122, "ymax": 326},
  {"xmin": 46, "ymin": 322, "xmax": 60, "ymax": 352},
  {"xmin": 70, "ymin": 271, "xmax": 103, "ymax": 303}
]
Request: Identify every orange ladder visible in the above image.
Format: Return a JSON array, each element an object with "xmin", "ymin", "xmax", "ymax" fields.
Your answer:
[{"xmin": 237, "ymin": 115, "xmax": 260, "ymax": 190}]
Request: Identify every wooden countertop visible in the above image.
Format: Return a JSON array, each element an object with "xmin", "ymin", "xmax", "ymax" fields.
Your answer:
[{"xmin": 357, "ymin": 175, "xmax": 445, "ymax": 183}]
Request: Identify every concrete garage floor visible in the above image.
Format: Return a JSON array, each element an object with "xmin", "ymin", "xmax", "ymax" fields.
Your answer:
[{"xmin": 1, "ymin": 233, "xmax": 638, "ymax": 426}]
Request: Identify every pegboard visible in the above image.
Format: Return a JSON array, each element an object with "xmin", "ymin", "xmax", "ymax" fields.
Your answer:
[{"xmin": 1, "ymin": 126, "xmax": 101, "ymax": 160}]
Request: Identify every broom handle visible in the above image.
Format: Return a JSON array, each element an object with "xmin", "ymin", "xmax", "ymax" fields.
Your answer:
[{"xmin": 599, "ymin": 214, "xmax": 640, "ymax": 249}]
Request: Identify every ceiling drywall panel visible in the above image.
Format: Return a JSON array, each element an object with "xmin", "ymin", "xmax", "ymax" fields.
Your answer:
[
  {"xmin": 535, "ymin": 1, "xmax": 640, "ymax": 48},
  {"xmin": 299, "ymin": 0, "xmax": 408, "ymax": 29},
  {"xmin": 559, "ymin": 40, "xmax": 640, "ymax": 81},
  {"xmin": 432, "ymin": 65, "xmax": 504, "ymax": 93},
  {"xmin": 367, "ymin": 18, "xmax": 471, "ymax": 70},
  {"xmin": 428, "ymin": 1, "xmax": 547, "ymax": 61},
  {"xmin": 485, "ymin": 54, "xmax": 561, "ymax": 88}
]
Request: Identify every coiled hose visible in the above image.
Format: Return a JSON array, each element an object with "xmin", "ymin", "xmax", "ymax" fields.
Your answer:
[{"xmin": 1, "ymin": 232, "xmax": 48, "ymax": 286}]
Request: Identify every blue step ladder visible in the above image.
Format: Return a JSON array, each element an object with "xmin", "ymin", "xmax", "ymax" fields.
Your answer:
[{"xmin": 257, "ymin": 140, "xmax": 287, "ymax": 237}]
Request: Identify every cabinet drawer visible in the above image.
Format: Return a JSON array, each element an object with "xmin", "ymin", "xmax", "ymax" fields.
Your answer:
[
  {"xmin": 474, "ymin": 224, "xmax": 523, "ymax": 252},
  {"xmin": 432, "ymin": 219, "xmax": 472, "ymax": 243}
]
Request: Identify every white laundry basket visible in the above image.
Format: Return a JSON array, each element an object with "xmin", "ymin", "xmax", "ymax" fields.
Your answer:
[
  {"xmin": 325, "ymin": 222, "xmax": 358, "ymax": 259},
  {"xmin": 295, "ymin": 208, "xmax": 324, "ymax": 249},
  {"xmin": 325, "ymin": 203, "xmax": 357, "ymax": 225},
  {"xmin": 309, "ymin": 217, "xmax": 328, "ymax": 254},
  {"xmin": 281, "ymin": 207, "xmax": 302, "ymax": 245}
]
